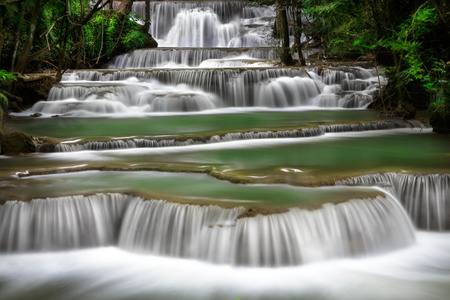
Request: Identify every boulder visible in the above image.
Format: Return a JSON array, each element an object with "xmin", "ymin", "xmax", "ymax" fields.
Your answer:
[{"xmin": 0, "ymin": 132, "xmax": 36, "ymax": 155}]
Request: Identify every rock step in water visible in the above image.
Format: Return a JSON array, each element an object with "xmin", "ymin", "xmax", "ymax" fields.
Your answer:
[
  {"xmin": 0, "ymin": 193, "xmax": 415, "ymax": 266},
  {"xmin": 42, "ymin": 120, "xmax": 418, "ymax": 152}
]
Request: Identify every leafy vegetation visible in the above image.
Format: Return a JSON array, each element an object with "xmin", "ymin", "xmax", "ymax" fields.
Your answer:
[
  {"xmin": 0, "ymin": 70, "xmax": 15, "ymax": 118},
  {"xmin": 0, "ymin": 70, "xmax": 17, "ymax": 84},
  {"xmin": 0, "ymin": 0, "xmax": 156, "ymax": 73},
  {"xmin": 83, "ymin": 10, "xmax": 151, "ymax": 64}
]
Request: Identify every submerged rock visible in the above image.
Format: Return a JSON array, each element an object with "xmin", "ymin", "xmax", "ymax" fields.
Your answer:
[{"xmin": 0, "ymin": 132, "xmax": 36, "ymax": 155}]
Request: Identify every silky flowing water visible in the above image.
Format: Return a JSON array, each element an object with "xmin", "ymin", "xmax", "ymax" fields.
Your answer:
[{"xmin": 1, "ymin": 1, "xmax": 450, "ymax": 299}]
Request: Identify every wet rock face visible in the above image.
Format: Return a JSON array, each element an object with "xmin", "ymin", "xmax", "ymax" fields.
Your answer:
[{"xmin": 0, "ymin": 132, "xmax": 36, "ymax": 155}]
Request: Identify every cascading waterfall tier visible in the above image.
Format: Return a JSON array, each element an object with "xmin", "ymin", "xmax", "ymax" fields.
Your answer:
[
  {"xmin": 48, "ymin": 120, "xmax": 416, "ymax": 152},
  {"xmin": 18, "ymin": 67, "xmax": 385, "ymax": 116},
  {"xmin": 118, "ymin": 1, "xmax": 275, "ymax": 47},
  {"xmin": 0, "ymin": 194, "xmax": 132, "ymax": 252},
  {"xmin": 35, "ymin": 79, "xmax": 222, "ymax": 114},
  {"xmin": 106, "ymin": 48, "xmax": 280, "ymax": 69},
  {"xmin": 0, "ymin": 193, "xmax": 415, "ymax": 266},
  {"xmin": 336, "ymin": 173, "xmax": 450, "ymax": 231}
]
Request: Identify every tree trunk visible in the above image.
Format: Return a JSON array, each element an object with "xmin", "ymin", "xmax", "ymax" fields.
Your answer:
[
  {"xmin": 0, "ymin": 18, "xmax": 4, "ymax": 61},
  {"xmin": 14, "ymin": 0, "xmax": 41, "ymax": 72},
  {"xmin": 117, "ymin": 0, "xmax": 134, "ymax": 15},
  {"xmin": 14, "ymin": 0, "xmax": 111, "ymax": 72},
  {"xmin": 143, "ymin": 0, "xmax": 150, "ymax": 33},
  {"xmin": 56, "ymin": 2, "xmax": 70, "ymax": 81},
  {"xmin": 276, "ymin": 1, "xmax": 292, "ymax": 66},
  {"xmin": 11, "ymin": 7, "xmax": 25, "ymax": 72},
  {"xmin": 294, "ymin": 1, "xmax": 306, "ymax": 66}
]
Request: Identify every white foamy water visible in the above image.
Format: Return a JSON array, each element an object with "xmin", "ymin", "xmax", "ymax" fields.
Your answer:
[{"xmin": 0, "ymin": 232, "xmax": 449, "ymax": 300}]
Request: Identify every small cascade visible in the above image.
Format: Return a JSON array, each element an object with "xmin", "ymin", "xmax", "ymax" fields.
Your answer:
[
  {"xmin": 31, "ymin": 79, "xmax": 222, "ymax": 115},
  {"xmin": 47, "ymin": 84, "xmax": 146, "ymax": 101},
  {"xmin": 320, "ymin": 68, "xmax": 375, "ymax": 85},
  {"xmin": 48, "ymin": 121, "xmax": 413, "ymax": 152},
  {"xmin": 163, "ymin": 8, "xmax": 240, "ymax": 47},
  {"xmin": 254, "ymin": 77, "xmax": 321, "ymax": 107},
  {"xmin": 0, "ymin": 194, "xmax": 132, "ymax": 252},
  {"xmin": 120, "ymin": 196, "xmax": 415, "ymax": 266},
  {"xmin": 336, "ymin": 173, "xmax": 450, "ymax": 231},
  {"xmin": 0, "ymin": 193, "xmax": 415, "ymax": 266},
  {"xmin": 197, "ymin": 56, "xmax": 276, "ymax": 68},
  {"xmin": 106, "ymin": 48, "xmax": 279, "ymax": 69}
]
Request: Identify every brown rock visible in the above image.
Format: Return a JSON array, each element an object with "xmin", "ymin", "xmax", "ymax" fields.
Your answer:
[{"xmin": 0, "ymin": 132, "xmax": 36, "ymax": 155}]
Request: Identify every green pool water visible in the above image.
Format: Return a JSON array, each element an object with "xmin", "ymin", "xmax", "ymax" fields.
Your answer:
[
  {"xmin": 0, "ymin": 171, "xmax": 383, "ymax": 208},
  {"xmin": 1, "ymin": 128, "xmax": 448, "ymax": 188},
  {"xmin": 6, "ymin": 110, "xmax": 379, "ymax": 140}
]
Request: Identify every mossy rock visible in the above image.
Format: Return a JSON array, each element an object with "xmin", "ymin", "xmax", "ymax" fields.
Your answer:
[
  {"xmin": 142, "ymin": 35, "xmax": 158, "ymax": 48},
  {"xmin": 0, "ymin": 132, "xmax": 36, "ymax": 155}
]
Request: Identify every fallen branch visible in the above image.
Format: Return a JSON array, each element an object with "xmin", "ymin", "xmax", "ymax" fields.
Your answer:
[
  {"xmin": 0, "ymin": 90, "xmax": 23, "ymax": 103},
  {"xmin": 36, "ymin": 59, "xmax": 59, "ymax": 70}
]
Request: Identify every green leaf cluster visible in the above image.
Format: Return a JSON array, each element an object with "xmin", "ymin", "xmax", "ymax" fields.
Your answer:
[
  {"xmin": 83, "ymin": 10, "xmax": 149, "ymax": 63},
  {"xmin": 379, "ymin": 5, "xmax": 440, "ymax": 89},
  {"xmin": 0, "ymin": 70, "xmax": 17, "ymax": 83}
]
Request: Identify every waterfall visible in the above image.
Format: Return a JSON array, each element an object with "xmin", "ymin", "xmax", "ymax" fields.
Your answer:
[
  {"xmin": 163, "ymin": 9, "xmax": 241, "ymax": 47},
  {"xmin": 13, "ymin": 0, "xmax": 387, "ymax": 116},
  {"xmin": 336, "ymin": 173, "xmax": 450, "ymax": 231},
  {"xmin": 0, "ymin": 193, "xmax": 415, "ymax": 266},
  {"xmin": 254, "ymin": 77, "xmax": 321, "ymax": 107},
  {"xmin": 119, "ymin": 1, "xmax": 275, "ymax": 46},
  {"xmin": 49, "ymin": 120, "xmax": 415, "ymax": 152},
  {"xmin": 33, "ymin": 79, "xmax": 222, "ymax": 114},
  {"xmin": 119, "ymin": 195, "xmax": 415, "ymax": 266},
  {"xmin": 0, "ymin": 194, "xmax": 132, "ymax": 252},
  {"xmin": 42, "ymin": 67, "xmax": 382, "ymax": 115},
  {"xmin": 106, "ymin": 48, "xmax": 279, "ymax": 69}
]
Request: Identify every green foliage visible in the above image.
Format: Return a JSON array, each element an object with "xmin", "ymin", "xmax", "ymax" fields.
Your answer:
[
  {"xmin": 83, "ymin": 10, "xmax": 148, "ymax": 64},
  {"xmin": 0, "ymin": 1, "xmax": 19, "ymax": 18},
  {"xmin": 0, "ymin": 70, "xmax": 17, "ymax": 83},
  {"xmin": 430, "ymin": 97, "xmax": 449, "ymax": 118},
  {"xmin": 304, "ymin": 0, "xmax": 377, "ymax": 55},
  {"xmin": 379, "ymin": 5, "xmax": 440, "ymax": 90},
  {"xmin": 0, "ymin": 0, "xmax": 152, "ymax": 71},
  {"xmin": 304, "ymin": 0, "xmax": 448, "ymax": 114}
]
